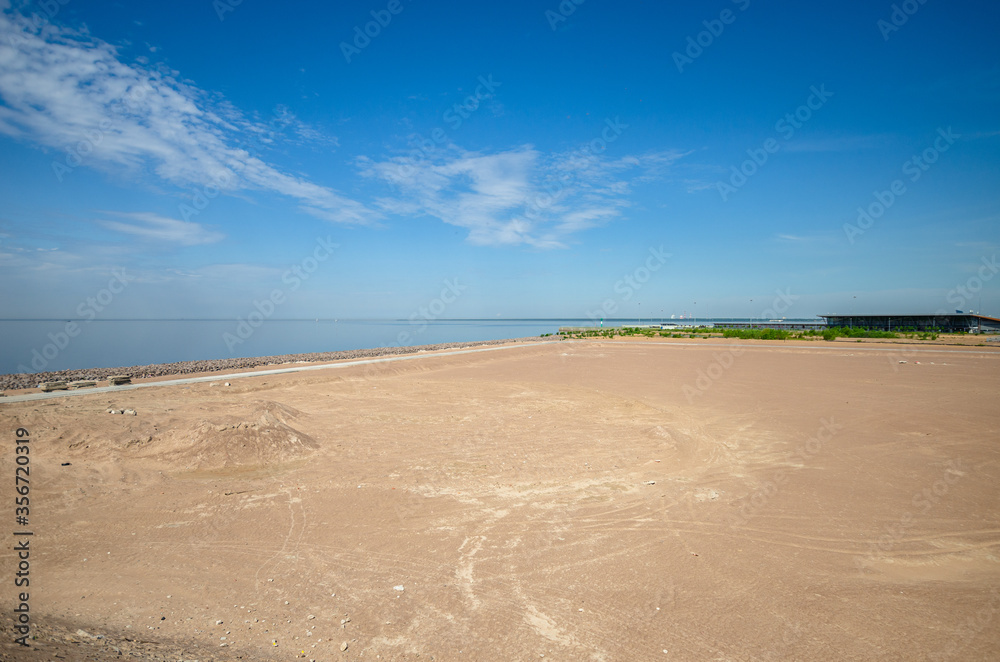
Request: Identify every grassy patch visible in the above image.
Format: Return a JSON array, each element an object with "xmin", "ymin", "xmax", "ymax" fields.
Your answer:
[
  {"xmin": 722, "ymin": 328, "xmax": 791, "ymax": 341},
  {"xmin": 821, "ymin": 326, "xmax": 899, "ymax": 341}
]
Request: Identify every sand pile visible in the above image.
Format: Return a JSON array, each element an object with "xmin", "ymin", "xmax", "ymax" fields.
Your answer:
[
  {"xmin": 48, "ymin": 399, "xmax": 318, "ymax": 470},
  {"xmin": 156, "ymin": 401, "xmax": 318, "ymax": 469},
  {"xmin": 137, "ymin": 401, "xmax": 319, "ymax": 470}
]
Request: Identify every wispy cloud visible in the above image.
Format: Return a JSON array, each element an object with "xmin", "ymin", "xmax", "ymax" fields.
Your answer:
[
  {"xmin": 191, "ymin": 263, "xmax": 284, "ymax": 282},
  {"xmin": 98, "ymin": 211, "xmax": 224, "ymax": 245},
  {"xmin": 782, "ymin": 134, "xmax": 889, "ymax": 153},
  {"xmin": 360, "ymin": 145, "xmax": 685, "ymax": 248},
  {"xmin": 774, "ymin": 232, "xmax": 835, "ymax": 244},
  {"xmin": 0, "ymin": 9, "xmax": 376, "ymax": 224}
]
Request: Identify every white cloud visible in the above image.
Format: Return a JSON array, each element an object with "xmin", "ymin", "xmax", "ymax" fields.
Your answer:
[
  {"xmin": 0, "ymin": 10, "xmax": 376, "ymax": 225},
  {"xmin": 361, "ymin": 145, "xmax": 685, "ymax": 248},
  {"xmin": 782, "ymin": 135, "xmax": 888, "ymax": 153},
  {"xmin": 98, "ymin": 211, "xmax": 224, "ymax": 245}
]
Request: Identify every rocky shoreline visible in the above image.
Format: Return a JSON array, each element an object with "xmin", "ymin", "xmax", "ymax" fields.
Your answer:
[{"xmin": 0, "ymin": 336, "xmax": 552, "ymax": 393}]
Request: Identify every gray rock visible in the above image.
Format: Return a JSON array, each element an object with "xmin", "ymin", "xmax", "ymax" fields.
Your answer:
[{"xmin": 68, "ymin": 380, "xmax": 97, "ymax": 389}]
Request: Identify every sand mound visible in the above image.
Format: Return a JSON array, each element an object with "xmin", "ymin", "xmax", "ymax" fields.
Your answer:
[
  {"xmin": 155, "ymin": 401, "xmax": 319, "ymax": 469},
  {"xmin": 43, "ymin": 399, "xmax": 319, "ymax": 471}
]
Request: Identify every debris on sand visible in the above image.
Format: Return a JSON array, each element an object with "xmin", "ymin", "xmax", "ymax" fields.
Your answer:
[{"xmin": 69, "ymin": 380, "xmax": 97, "ymax": 389}]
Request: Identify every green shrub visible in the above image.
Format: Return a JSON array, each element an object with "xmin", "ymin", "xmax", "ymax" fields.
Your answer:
[
  {"xmin": 722, "ymin": 328, "xmax": 791, "ymax": 340},
  {"xmin": 821, "ymin": 326, "xmax": 899, "ymax": 341}
]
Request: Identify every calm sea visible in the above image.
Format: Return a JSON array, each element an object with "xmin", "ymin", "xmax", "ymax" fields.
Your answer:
[
  {"xmin": 0, "ymin": 318, "xmax": 817, "ymax": 375},
  {"xmin": 0, "ymin": 318, "xmax": 571, "ymax": 375}
]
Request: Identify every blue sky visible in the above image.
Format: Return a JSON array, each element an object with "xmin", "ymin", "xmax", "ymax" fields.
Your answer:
[{"xmin": 0, "ymin": 0, "xmax": 998, "ymax": 321}]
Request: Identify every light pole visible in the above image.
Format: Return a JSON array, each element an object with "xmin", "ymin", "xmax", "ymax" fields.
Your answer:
[
  {"xmin": 638, "ymin": 302, "xmax": 641, "ymax": 327},
  {"xmin": 750, "ymin": 299, "xmax": 753, "ymax": 329}
]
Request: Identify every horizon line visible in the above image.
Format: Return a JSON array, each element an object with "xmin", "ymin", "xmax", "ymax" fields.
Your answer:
[{"xmin": 0, "ymin": 316, "xmax": 828, "ymax": 322}]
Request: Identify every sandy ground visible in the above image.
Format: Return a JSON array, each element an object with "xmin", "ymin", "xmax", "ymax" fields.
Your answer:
[{"xmin": 1, "ymin": 338, "xmax": 998, "ymax": 661}]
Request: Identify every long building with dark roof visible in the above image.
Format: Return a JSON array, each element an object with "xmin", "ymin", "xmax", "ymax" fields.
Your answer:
[{"xmin": 819, "ymin": 313, "xmax": 1000, "ymax": 333}]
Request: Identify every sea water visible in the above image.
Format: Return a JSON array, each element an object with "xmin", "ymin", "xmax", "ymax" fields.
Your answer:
[
  {"xmin": 0, "ymin": 318, "xmax": 818, "ymax": 375},
  {"xmin": 0, "ymin": 319, "xmax": 571, "ymax": 374}
]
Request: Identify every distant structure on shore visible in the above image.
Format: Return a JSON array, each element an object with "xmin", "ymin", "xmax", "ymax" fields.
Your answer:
[
  {"xmin": 819, "ymin": 313, "xmax": 1000, "ymax": 333},
  {"xmin": 560, "ymin": 313, "xmax": 1000, "ymax": 334}
]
